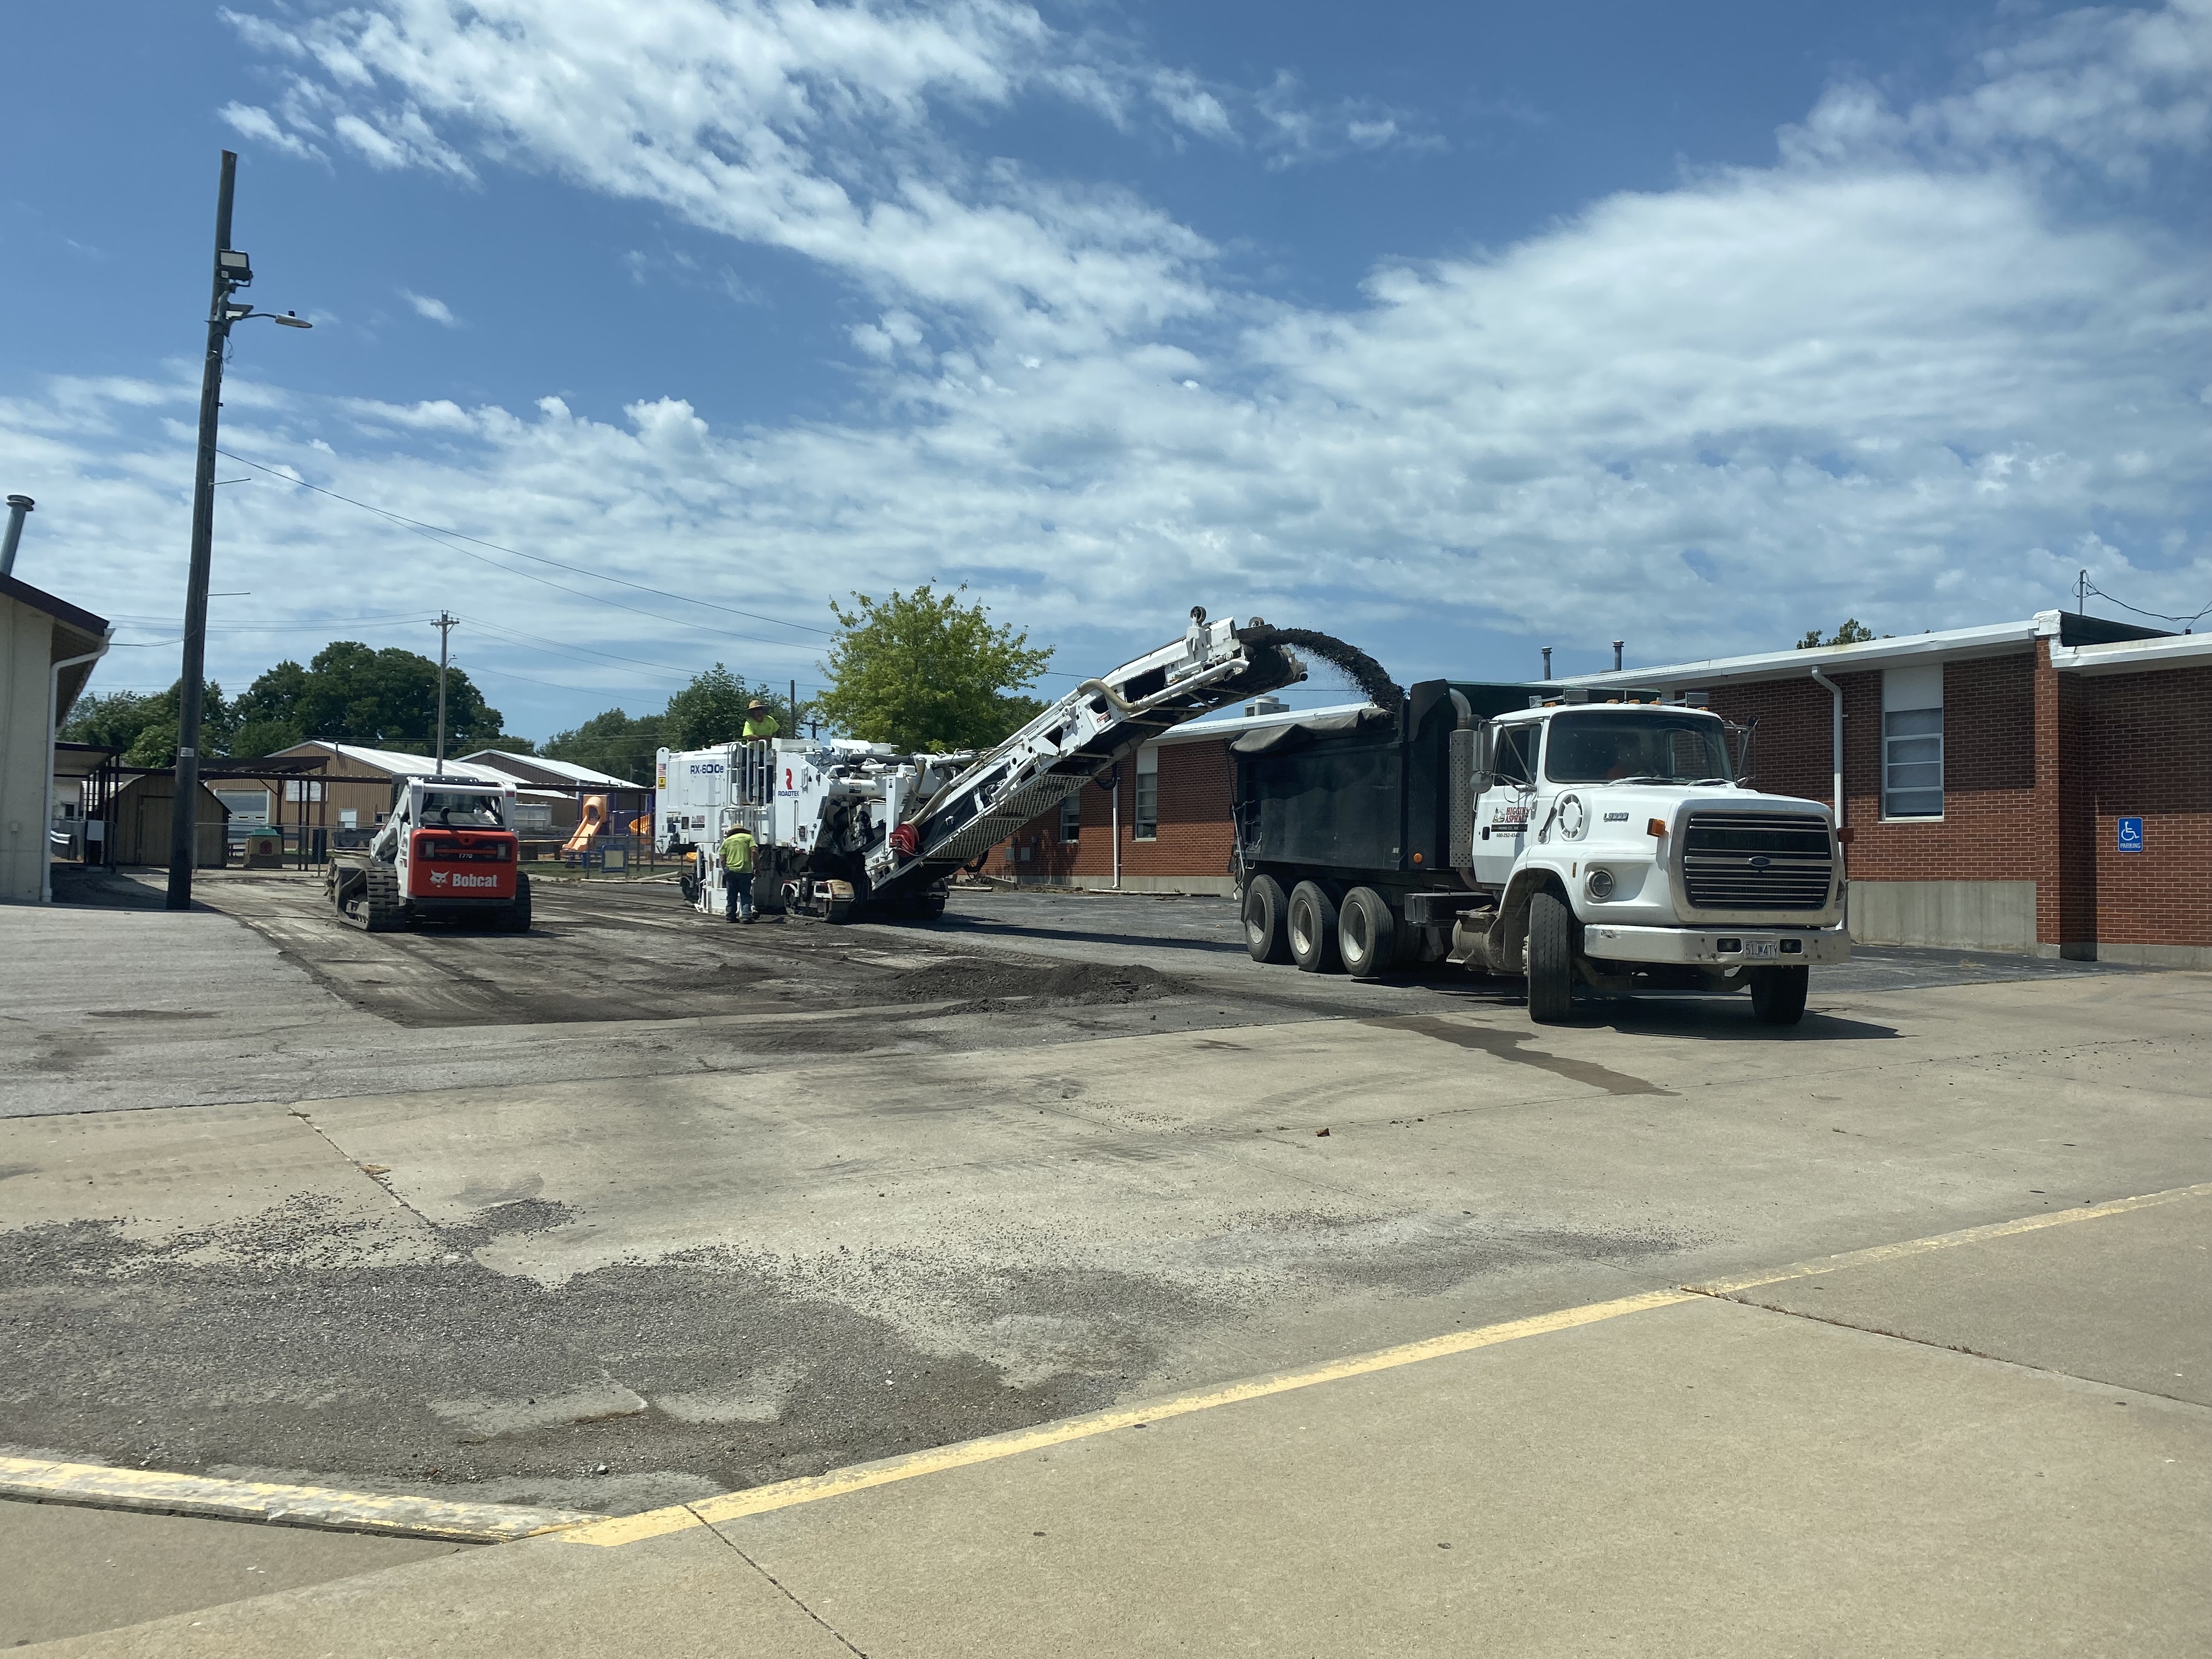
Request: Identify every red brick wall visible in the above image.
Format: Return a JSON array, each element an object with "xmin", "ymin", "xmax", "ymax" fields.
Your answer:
[
  {"xmin": 2069, "ymin": 662, "xmax": 2212, "ymax": 950},
  {"xmin": 1706, "ymin": 651, "xmax": 2038, "ymax": 884},
  {"xmin": 995, "ymin": 740, "xmax": 1236, "ymax": 881}
]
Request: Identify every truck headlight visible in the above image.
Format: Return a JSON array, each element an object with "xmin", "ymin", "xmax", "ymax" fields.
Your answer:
[{"xmin": 1585, "ymin": 867, "xmax": 1616, "ymax": 901}]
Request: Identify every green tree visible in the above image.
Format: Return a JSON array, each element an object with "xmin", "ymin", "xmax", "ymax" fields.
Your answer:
[
  {"xmin": 229, "ymin": 660, "xmax": 309, "ymax": 755},
  {"xmin": 290, "ymin": 641, "xmax": 504, "ymax": 752},
  {"xmin": 64, "ymin": 680, "xmax": 232, "ymax": 765},
  {"xmin": 815, "ymin": 584, "xmax": 1051, "ymax": 752},
  {"xmin": 545, "ymin": 708, "xmax": 665, "ymax": 782},
  {"xmin": 1796, "ymin": 618, "xmax": 1881, "ymax": 650},
  {"xmin": 663, "ymin": 664, "xmax": 765, "ymax": 749},
  {"xmin": 61, "ymin": 690, "xmax": 161, "ymax": 753}
]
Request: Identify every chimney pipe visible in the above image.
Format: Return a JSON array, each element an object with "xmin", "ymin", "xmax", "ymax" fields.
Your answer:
[
  {"xmin": 1541, "ymin": 647, "xmax": 1553, "ymax": 680},
  {"xmin": 1612, "ymin": 639, "xmax": 1624, "ymax": 672},
  {"xmin": 0, "ymin": 495, "xmax": 32, "ymax": 579}
]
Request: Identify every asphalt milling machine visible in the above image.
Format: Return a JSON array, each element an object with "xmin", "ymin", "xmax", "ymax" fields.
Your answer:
[{"xmin": 656, "ymin": 607, "xmax": 1325, "ymax": 923}]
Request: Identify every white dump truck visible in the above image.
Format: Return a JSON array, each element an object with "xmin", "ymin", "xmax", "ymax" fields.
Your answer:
[
  {"xmin": 1234, "ymin": 682, "xmax": 1848, "ymax": 1024},
  {"xmin": 656, "ymin": 607, "xmax": 1309, "ymax": 922},
  {"xmin": 325, "ymin": 773, "xmax": 532, "ymax": 933}
]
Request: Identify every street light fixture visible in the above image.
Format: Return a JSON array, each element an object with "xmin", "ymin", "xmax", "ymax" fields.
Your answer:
[{"xmin": 166, "ymin": 149, "xmax": 313, "ymax": 911}]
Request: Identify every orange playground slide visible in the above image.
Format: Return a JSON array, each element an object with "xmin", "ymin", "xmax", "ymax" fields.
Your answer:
[{"xmin": 562, "ymin": 795, "xmax": 608, "ymax": 855}]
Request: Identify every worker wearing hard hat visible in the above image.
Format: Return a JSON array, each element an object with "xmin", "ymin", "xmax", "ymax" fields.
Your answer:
[
  {"xmin": 741, "ymin": 698, "xmax": 779, "ymax": 743},
  {"xmin": 720, "ymin": 823, "xmax": 757, "ymax": 923}
]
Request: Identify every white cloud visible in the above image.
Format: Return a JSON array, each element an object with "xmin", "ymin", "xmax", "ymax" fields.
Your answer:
[
  {"xmin": 217, "ymin": 101, "xmax": 326, "ymax": 162},
  {"xmin": 16, "ymin": 0, "xmax": 2207, "ymax": 723},
  {"xmin": 400, "ymin": 290, "xmax": 460, "ymax": 327}
]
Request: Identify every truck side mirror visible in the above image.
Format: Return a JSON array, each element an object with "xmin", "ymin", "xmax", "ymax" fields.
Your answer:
[{"xmin": 1469, "ymin": 720, "xmax": 1494, "ymax": 788}]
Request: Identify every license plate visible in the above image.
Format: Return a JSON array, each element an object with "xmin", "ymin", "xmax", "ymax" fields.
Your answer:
[{"xmin": 1743, "ymin": 939, "xmax": 1778, "ymax": 960}]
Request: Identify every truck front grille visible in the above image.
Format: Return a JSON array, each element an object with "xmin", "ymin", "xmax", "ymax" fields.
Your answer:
[{"xmin": 1681, "ymin": 812, "xmax": 1833, "ymax": 911}]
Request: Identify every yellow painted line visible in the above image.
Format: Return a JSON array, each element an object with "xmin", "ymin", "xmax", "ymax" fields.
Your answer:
[
  {"xmin": 565, "ymin": 1177, "xmax": 2212, "ymax": 1550},
  {"xmin": 0, "ymin": 1456, "xmax": 592, "ymax": 1544},
  {"xmin": 1688, "ymin": 1178, "xmax": 2212, "ymax": 1297},
  {"xmin": 561, "ymin": 1288, "xmax": 1693, "ymax": 1547}
]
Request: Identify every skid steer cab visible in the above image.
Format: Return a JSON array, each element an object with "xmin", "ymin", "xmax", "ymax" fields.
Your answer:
[{"xmin": 326, "ymin": 776, "xmax": 532, "ymax": 933}]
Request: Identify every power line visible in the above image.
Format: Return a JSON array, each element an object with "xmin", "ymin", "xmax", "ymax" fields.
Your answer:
[
  {"xmin": 2078, "ymin": 572, "xmax": 2209, "ymax": 630},
  {"xmin": 214, "ymin": 446, "xmax": 835, "ymax": 636},
  {"xmin": 456, "ymin": 614, "xmax": 696, "ymax": 679}
]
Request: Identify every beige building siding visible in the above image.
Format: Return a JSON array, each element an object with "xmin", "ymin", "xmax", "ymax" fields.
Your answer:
[{"xmin": 0, "ymin": 577, "xmax": 110, "ymax": 904}]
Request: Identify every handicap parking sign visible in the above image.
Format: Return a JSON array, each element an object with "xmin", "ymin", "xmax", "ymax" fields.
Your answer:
[{"xmin": 2117, "ymin": 815, "xmax": 2144, "ymax": 853}]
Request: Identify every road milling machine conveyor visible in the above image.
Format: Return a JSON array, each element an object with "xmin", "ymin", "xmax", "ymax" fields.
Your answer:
[{"xmin": 656, "ymin": 607, "xmax": 1308, "ymax": 922}]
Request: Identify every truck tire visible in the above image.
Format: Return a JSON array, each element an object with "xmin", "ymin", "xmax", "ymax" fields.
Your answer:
[
  {"xmin": 1750, "ymin": 964, "xmax": 1808, "ymax": 1025},
  {"xmin": 1526, "ymin": 888, "xmax": 1576, "ymax": 1024},
  {"xmin": 492, "ymin": 871, "xmax": 533, "ymax": 933},
  {"xmin": 1243, "ymin": 875, "xmax": 1290, "ymax": 964},
  {"xmin": 1287, "ymin": 881, "xmax": 1341, "ymax": 974},
  {"xmin": 1338, "ymin": 887, "xmax": 1397, "ymax": 980}
]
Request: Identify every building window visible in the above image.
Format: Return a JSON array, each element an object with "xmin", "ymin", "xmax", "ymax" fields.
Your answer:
[
  {"xmin": 1882, "ymin": 664, "xmax": 1944, "ymax": 819},
  {"xmin": 1133, "ymin": 747, "xmax": 1158, "ymax": 840},
  {"xmin": 1060, "ymin": 793, "xmax": 1081, "ymax": 843}
]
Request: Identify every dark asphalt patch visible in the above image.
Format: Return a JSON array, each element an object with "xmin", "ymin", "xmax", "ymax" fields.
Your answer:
[
  {"xmin": 0, "ymin": 1203, "xmax": 1205, "ymax": 1512},
  {"xmin": 881, "ymin": 959, "xmax": 1184, "ymax": 1007}
]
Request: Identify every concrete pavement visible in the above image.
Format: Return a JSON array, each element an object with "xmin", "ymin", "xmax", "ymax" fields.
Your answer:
[
  {"xmin": 7, "ymin": 963, "xmax": 2207, "ymax": 1500},
  {"xmin": 27, "ymin": 1187, "xmax": 2209, "ymax": 1656}
]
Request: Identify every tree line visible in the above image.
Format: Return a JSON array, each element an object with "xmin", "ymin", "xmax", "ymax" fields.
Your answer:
[
  {"xmin": 64, "ymin": 641, "xmax": 512, "ymax": 767},
  {"xmin": 65, "ymin": 585, "xmax": 1052, "ymax": 781}
]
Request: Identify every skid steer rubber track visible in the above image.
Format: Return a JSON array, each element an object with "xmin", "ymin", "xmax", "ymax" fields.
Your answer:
[{"xmin": 338, "ymin": 862, "xmax": 405, "ymax": 932}]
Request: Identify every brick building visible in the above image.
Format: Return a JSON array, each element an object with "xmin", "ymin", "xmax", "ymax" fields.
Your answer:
[
  {"xmin": 991, "ymin": 612, "xmax": 2210, "ymax": 967},
  {"xmin": 994, "ymin": 701, "xmax": 1368, "ymax": 895},
  {"xmin": 1564, "ymin": 611, "xmax": 2209, "ymax": 966}
]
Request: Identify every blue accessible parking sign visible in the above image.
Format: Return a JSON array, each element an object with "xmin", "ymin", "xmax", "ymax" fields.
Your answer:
[{"xmin": 2117, "ymin": 816, "xmax": 2144, "ymax": 853}]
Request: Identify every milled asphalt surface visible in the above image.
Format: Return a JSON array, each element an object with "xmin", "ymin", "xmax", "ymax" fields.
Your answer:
[{"xmin": 3, "ymin": 870, "xmax": 2207, "ymax": 1649}]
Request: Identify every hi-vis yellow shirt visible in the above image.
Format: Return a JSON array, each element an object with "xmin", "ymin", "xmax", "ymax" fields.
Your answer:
[
  {"xmin": 720, "ymin": 831, "xmax": 755, "ymax": 873},
  {"xmin": 741, "ymin": 714, "xmax": 779, "ymax": 742}
]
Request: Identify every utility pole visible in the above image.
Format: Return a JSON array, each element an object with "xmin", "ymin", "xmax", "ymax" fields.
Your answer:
[
  {"xmin": 167, "ymin": 154, "xmax": 240, "ymax": 910},
  {"xmin": 788, "ymin": 678, "xmax": 798, "ymax": 741},
  {"xmin": 435, "ymin": 612, "xmax": 457, "ymax": 776},
  {"xmin": 2077, "ymin": 569, "xmax": 2087, "ymax": 613},
  {"xmin": 165, "ymin": 150, "xmax": 310, "ymax": 909}
]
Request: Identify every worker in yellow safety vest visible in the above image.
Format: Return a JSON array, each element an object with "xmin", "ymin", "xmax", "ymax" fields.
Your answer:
[
  {"xmin": 720, "ymin": 824, "xmax": 757, "ymax": 923},
  {"xmin": 742, "ymin": 698, "xmax": 779, "ymax": 743}
]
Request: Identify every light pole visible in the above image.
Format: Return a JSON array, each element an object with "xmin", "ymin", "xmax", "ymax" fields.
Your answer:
[{"xmin": 166, "ymin": 149, "xmax": 312, "ymax": 910}]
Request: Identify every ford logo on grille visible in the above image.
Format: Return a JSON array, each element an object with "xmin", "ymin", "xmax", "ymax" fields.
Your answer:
[{"xmin": 1748, "ymin": 855, "xmax": 1771, "ymax": 867}]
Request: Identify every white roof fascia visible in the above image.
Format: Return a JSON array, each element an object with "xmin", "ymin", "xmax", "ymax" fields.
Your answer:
[
  {"xmin": 462, "ymin": 752, "xmax": 642, "ymax": 789},
  {"xmin": 1559, "ymin": 616, "xmax": 2057, "ymax": 691},
  {"xmin": 2050, "ymin": 631, "xmax": 2212, "ymax": 676},
  {"xmin": 1157, "ymin": 701, "xmax": 1377, "ymax": 747},
  {"xmin": 304, "ymin": 741, "xmax": 514, "ymax": 782}
]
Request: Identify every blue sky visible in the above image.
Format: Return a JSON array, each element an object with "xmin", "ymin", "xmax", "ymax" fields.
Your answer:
[{"xmin": 3, "ymin": 2, "xmax": 2208, "ymax": 742}]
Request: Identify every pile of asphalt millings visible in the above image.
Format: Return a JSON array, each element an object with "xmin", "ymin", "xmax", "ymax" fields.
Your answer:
[{"xmin": 887, "ymin": 958, "xmax": 1184, "ymax": 1007}]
